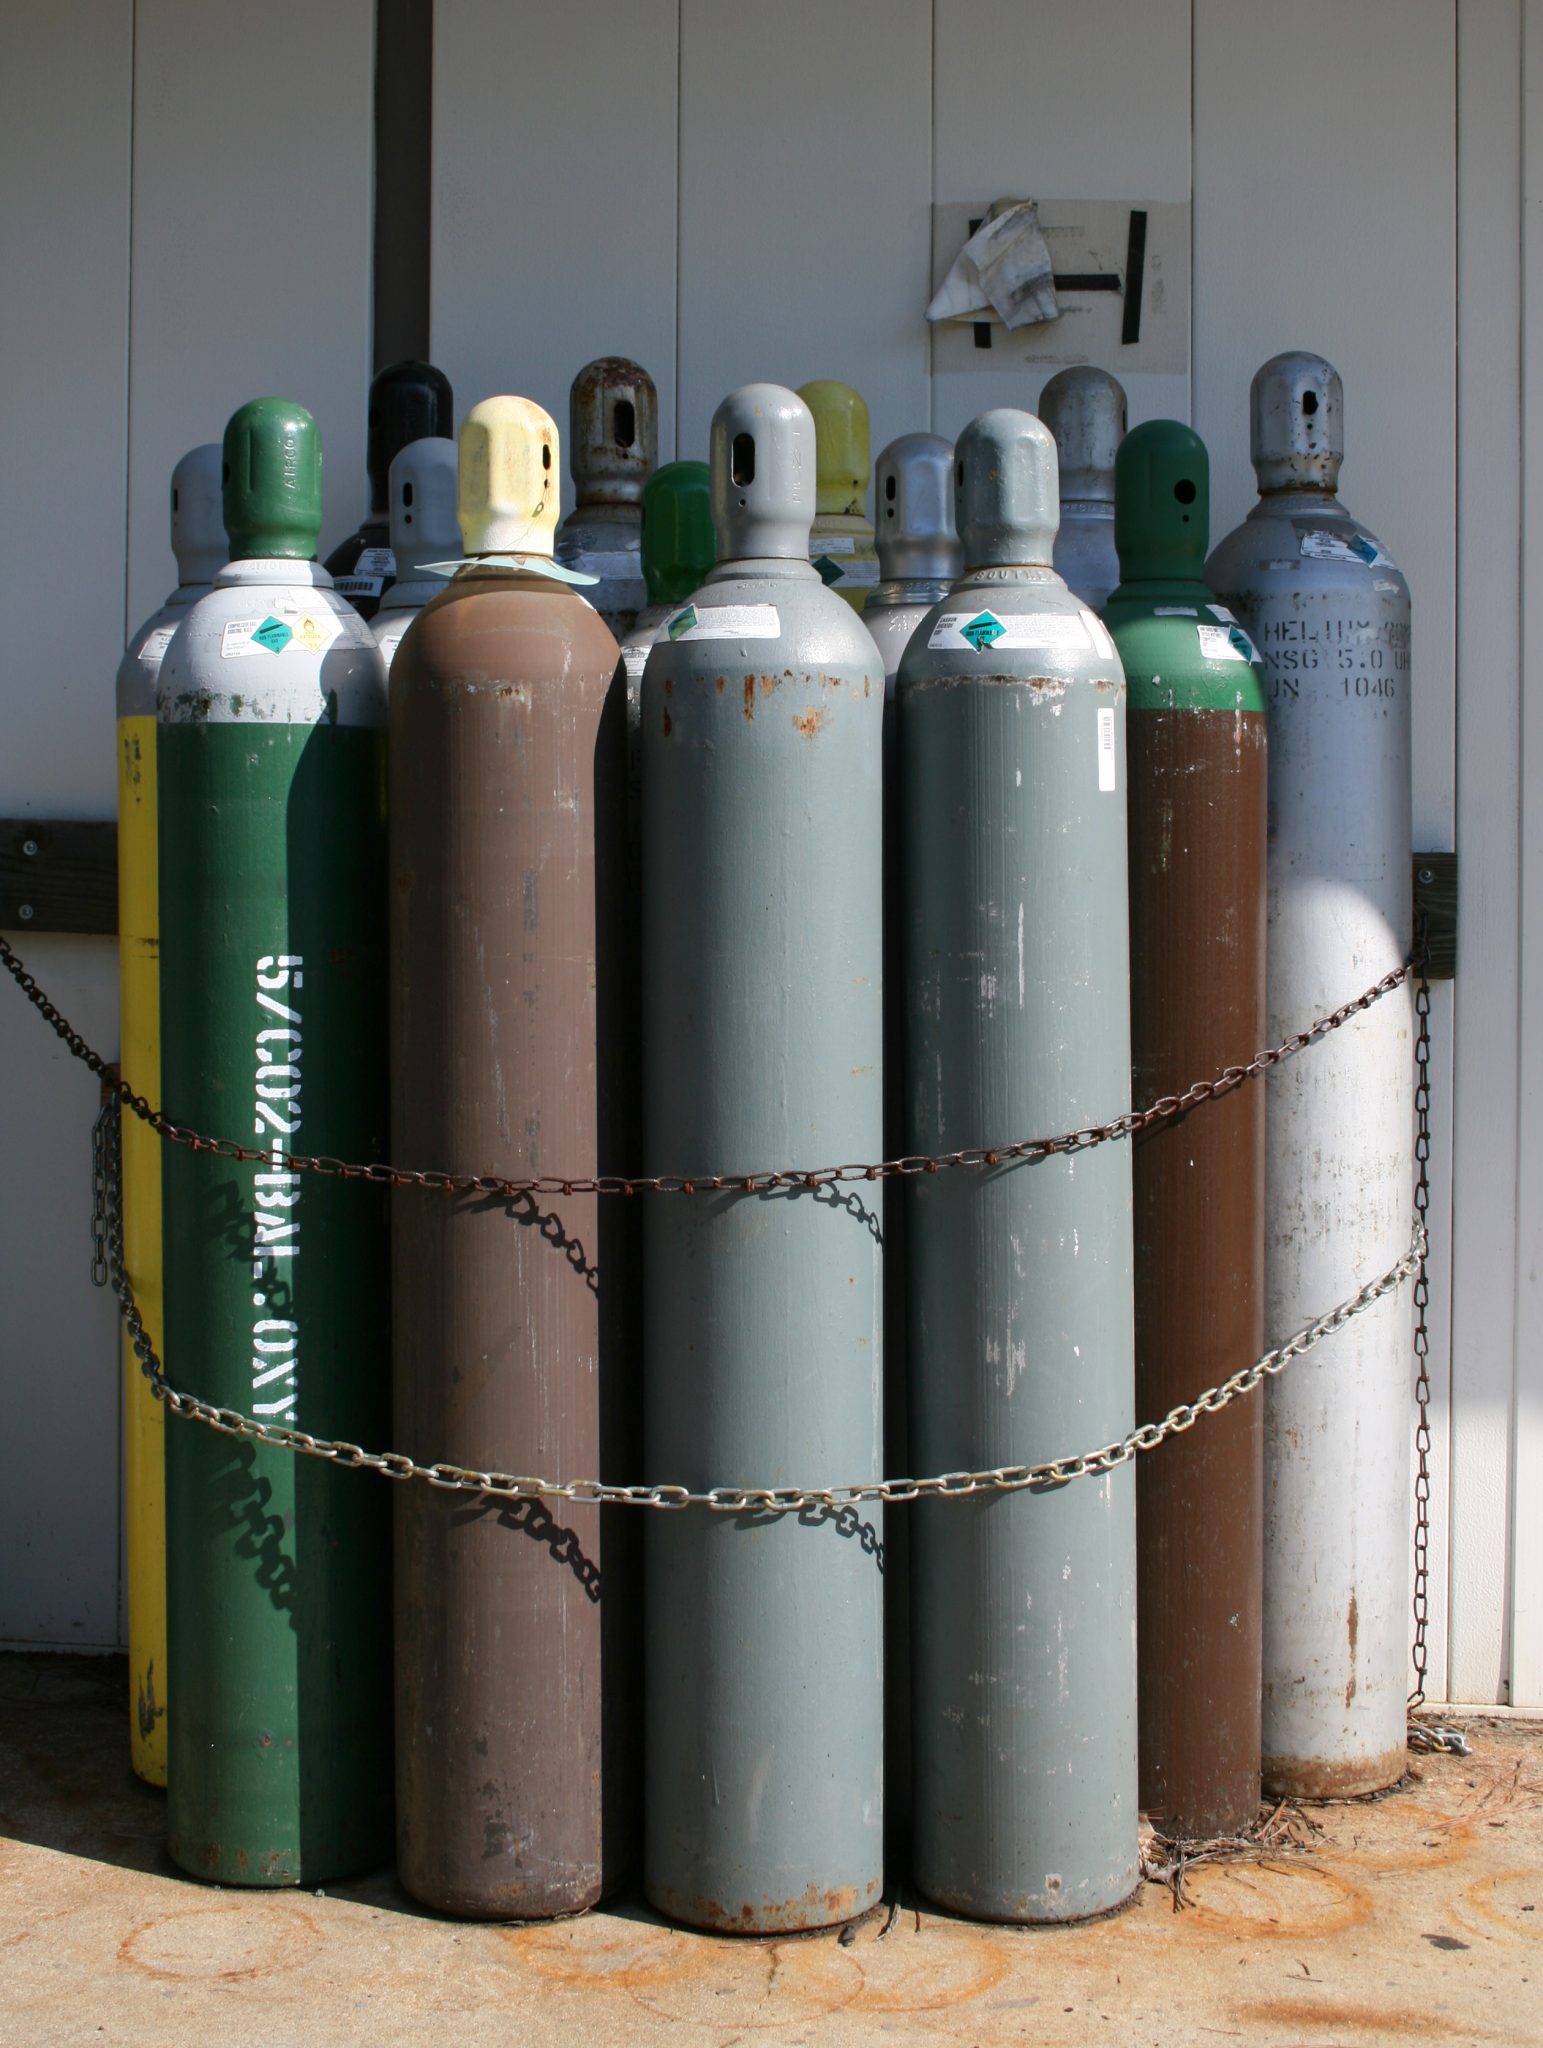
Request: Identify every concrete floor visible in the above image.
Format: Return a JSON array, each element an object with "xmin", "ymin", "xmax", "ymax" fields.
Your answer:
[{"xmin": 1, "ymin": 1655, "xmax": 1539, "ymax": 2047}]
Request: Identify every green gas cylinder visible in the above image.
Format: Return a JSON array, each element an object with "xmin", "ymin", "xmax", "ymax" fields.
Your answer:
[{"xmin": 157, "ymin": 398, "xmax": 392, "ymax": 1886}]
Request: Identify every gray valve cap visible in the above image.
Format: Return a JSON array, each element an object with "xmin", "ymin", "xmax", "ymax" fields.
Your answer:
[
  {"xmin": 1251, "ymin": 350, "xmax": 1344, "ymax": 494},
  {"xmin": 569, "ymin": 356, "xmax": 658, "ymax": 505},
  {"xmin": 388, "ymin": 436, "xmax": 459, "ymax": 579},
  {"xmin": 875, "ymin": 433, "xmax": 963, "ymax": 583},
  {"xmin": 1037, "ymin": 367, "xmax": 1127, "ymax": 504},
  {"xmin": 955, "ymin": 408, "xmax": 1059, "ymax": 570},
  {"xmin": 710, "ymin": 383, "xmax": 816, "ymax": 562},
  {"xmin": 171, "ymin": 443, "xmax": 227, "ymax": 584}
]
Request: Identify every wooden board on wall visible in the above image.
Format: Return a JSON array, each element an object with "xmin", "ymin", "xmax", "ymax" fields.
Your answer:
[
  {"xmin": 675, "ymin": 0, "xmax": 933, "ymax": 476},
  {"xmin": 430, "ymin": 0, "xmax": 680, "ymax": 499},
  {"xmin": 0, "ymin": 3, "xmax": 132, "ymax": 1650},
  {"xmin": 125, "ymin": 0, "xmax": 378, "ymax": 622},
  {"xmin": 930, "ymin": 0, "xmax": 1193, "ymax": 439}
]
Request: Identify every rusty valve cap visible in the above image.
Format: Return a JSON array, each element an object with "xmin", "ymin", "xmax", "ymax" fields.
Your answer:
[
  {"xmin": 710, "ymin": 384, "xmax": 816, "ymax": 563},
  {"xmin": 388, "ymin": 437, "xmax": 459, "ymax": 581},
  {"xmin": 171, "ymin": 444, "xmax": 226, "ymax": 585},
  {"xmin": 367, "ymin": 360, "xmax": 454, "ymax": 515},
  {"xmin": 569, "ymin": 357, "xmax": 658, "ymax": 507},
  {"xmin": 874, "ymin": 433, "xmax": 962, "ymax": 585},
  {"xmin": 1039, "ymin": 367, "xmax": 1127, "ymax": 504},
  {"xmin": 798, "ymin": 379, "xmax": 871, "ymax": 517},
  {"xmin": 458, "ymin": 396, "xmax": 560, "ymax": 557},
  {"xmin": 955, "ymin": 407, "xmax": 1059, "ymax": 570},
  {"xmin": 1114, "ymin": 420, "xmax": 1210, "ymax": 584},
  {"xmin": 1250, "ymin": 351, "xmax": 1344, "ymax": 495}
]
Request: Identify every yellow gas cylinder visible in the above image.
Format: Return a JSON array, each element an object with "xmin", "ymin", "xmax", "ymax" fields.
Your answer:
[
  {"xmin": 114, "ymin": 440, "xmax": 223, "ymax": 1785},
  {"xmin": 798, "ymin": 380, "xmax": 879, "ymax": 611}
]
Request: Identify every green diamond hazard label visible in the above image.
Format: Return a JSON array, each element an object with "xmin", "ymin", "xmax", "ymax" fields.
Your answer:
[
  {"xmin": 252, "ymin": 616, "xmax": 293, "ymax": 655},
  {"xmin": 666, "ymin": 605, "xmax": 698, "ymax": 641},
  {"xmin": 961, "ymin": 610, "xmax": 1006, "ymax": 652},
  {"xmin": 813, "ymin": 555, "xmax": 843, "ymax": 587}
]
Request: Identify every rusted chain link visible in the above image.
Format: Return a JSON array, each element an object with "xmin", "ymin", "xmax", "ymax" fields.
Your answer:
[
  {"xmin": 3, "ymin": 931, "xmax": 1414, "ymax": 1199},
  {"xmin": 92, "ymin": 1092, "xmax": 1422, "ymax": 1512}
]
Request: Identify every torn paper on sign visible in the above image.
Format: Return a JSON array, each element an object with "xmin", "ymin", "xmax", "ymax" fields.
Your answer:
[{"xmin": 927, "ymin": 200, "xmax": 1060, "ymax": 330}]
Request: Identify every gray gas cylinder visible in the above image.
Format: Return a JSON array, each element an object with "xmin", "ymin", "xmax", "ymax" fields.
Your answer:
[
  {"xmin": 900, "ymin": 407, "xmax": 1138, "ymax": 1923},
  {"xmin": 554, "ymin": 356, "xmax": 657, "ymax": 636},
  {"xmin": 641, "ymin": 383, "xmax": 885, "ymax": 1934},
  {"xmin": 1038, "ymin": 367, "xmax": 1126, "ymax": 610},
  {"xmin": 865, "ymin": 432, "xmax": 962, "ymax": 686},
  {"xmin": 370, "ymin": 437, "xmax": 458, "ymax": 673},
  {"xmin": 117, "ymin": 444, "xmax": 225, "ymax": 718},
  {"xmin": 865, "ymin": 429, "xmax": 963, "ymax": 1866},
  {"xmin": 1207, "ymin": 352, "xmax": 1413, "ymax": 1800}
]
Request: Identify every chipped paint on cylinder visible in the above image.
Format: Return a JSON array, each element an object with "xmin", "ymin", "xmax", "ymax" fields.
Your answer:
[
  {"xmin": 642, "ymin": 384, "xmax": 884, "ymax": 1935},
  {"xmin": 1039, "ymin": 366, "xmax": 1126, "ymax": 610},
  {"xmin": 799, "ymin": 380, "xmax": 880, "ymax": 611},
  {"xmin": 555, "ymin": 357, "xmax": 658, "ymax": 636},
  {"xmin": 1207, "ymin": 353, "xmax": 1413, "ymax": 1801},
  {"xmin": 370, "ymin": 435, "xmax": 458, "ymax": 673},
  {"xmin": 390, "ymin": 396, "xmax": 634, "ymax": 1919},
  {"xmin": 1103, "ymin": 419, "xmax": 1268, "ymax": 1839},
  {"xmin": 324, "ymin": 359, "xmax": 453, "ymax": 617},
  {"xmin": 158, "ymin": 399, "xmax": 392, "ymax": 1886},
  {"xmin": 901, "ymin": 407, "xmax": 1138, "ymax": 1924},
  {"xmin": 115, "ymin": 439, "xmax": 223, "ymax": 1789}
]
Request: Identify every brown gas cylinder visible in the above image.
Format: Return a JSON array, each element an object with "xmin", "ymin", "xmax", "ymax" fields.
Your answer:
[{"xmin": 388, "ymin": 394, "xmax": 633, "ymax": 1917}]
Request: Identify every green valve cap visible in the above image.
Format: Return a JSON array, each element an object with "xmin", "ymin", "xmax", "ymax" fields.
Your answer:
[
  {"xmin": 222, "ymin": 397, "xmax": 323, "ymax": 561},
  {"xmin": 798, "ymin": 380, "xmax": 870, "ymax": 516},
  {"xmin": 1113, "ymin": 419, "xmax": 1210, "ymax": 583},
  {"xmin": 641, "ymin": 459, "xmax": 715, "ymax": 608}
]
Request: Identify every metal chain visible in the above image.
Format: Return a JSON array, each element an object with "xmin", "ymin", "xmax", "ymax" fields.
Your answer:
[
  {"xmin": 0, "ymin": 929, "xmax": 1415, "ymax": 1202},
  {"xmin": 89, "ymin": 1086, "xmax": 113, "ymax": 1288},
  {"xmin": 1409, "ymin": 932, "xmax": 1433, "ymax": 1711},
  {"xmin": 96, "ymin": 1086, "xmax": 1421, "ymax": 1512}
]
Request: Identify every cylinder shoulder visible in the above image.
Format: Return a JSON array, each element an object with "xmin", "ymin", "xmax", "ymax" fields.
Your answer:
[
  {"xmin": 158, "ymin": 578, "xmax": 386, "ymax": 727},
  {"xmin": 393, "ymin": 569, "xmax": 622, "ymax": 684},
  {"xmin": 1207, "ymin": 501, "xmax": 1408, "ymax": 600},
  {"xmin": 1104, "ymin": 598, "xmax": 1268, "ymax": 713},
  {"xmin": 896, "ymin": 572, "xmax": 1123, "ymax": 693},
  {"xmin": 644, "ymin": 568, "xmax": 883, "ymax": 680}
]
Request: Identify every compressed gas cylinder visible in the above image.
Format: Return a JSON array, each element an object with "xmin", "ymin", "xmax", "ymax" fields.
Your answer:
[
  {"xmin": 642, "ymin": 384, "xmax": 884, "ymax": 1933},
  {"xmin": 115, "ymin": 439, "xmax": 223, "ymax": 1788},
  {"xmin": 618, "ymin": 458, "xmax": 716, "ymax": 776},
  {"xmin": 1103, "ymin": 419, "xmax": 1268, "ymax": 1838},
  {"xmin": 901, "ymin": 407, "xmax": 1138, "ymax": 1923},
  {"xmin": 1038, "ymin": 366, "xmax": 1127, "ymax": 610},
  {"xmin": 1207, "ymin": 353, "xmax": 1413, "ymax": 1800},
  {"xmin": 554, "ymin": 356, "xmax": 657, "ymax": 636},
  {"xmin": 158, "ymin": 399, "xmax": 391, "ymax": 1884},
  {"xmin": 864, "ymin": 429, "xmax": 962, "ymax": 1861},
  {"xmin": 799, "ymin": 379, "xmax": 880, "ymax": 611},
  {"xmin": 324, "ymin": 358, "xmax": 453, "ymax": 618},
  {"xmin": 390, "ymin": 396, "xmax": 630, "ymax": 1918},
  {"xmin": 370, "ymin": 437, "xmax": 458, "ymax": 673}
]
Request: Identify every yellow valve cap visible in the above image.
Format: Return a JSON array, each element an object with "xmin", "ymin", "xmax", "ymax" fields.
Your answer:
[
  {"xmin": 798, "ymin": 379, "xmax": 870, "ymax": 516},
  {"xmin": 457, "ymin": 395, "xmax": 560, "ymax": 556}
]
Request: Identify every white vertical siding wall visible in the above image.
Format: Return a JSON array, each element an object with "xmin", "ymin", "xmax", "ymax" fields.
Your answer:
[
  {"xmin": 2, "ymin": 0, "xmax": 1532, "ymax": 1706},
  {"xmin": 0, "ymin": 0, "xmax": 377, "ymax": 1649}
]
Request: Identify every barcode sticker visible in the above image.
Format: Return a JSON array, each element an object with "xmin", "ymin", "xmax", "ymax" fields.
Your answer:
[{"xmin": 1097, "ymin": 706, "xmax": 1117, "ymax": 792}]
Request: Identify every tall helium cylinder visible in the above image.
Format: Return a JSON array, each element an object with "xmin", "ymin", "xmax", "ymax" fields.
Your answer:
[
  {"xmin": 554, "ymin": 355, "xmax": 657, "ymax": 636},
  {"xmin": 865, "ymin": 430, "xmax": 962, "ymax": 1861},
  {"xmin": 116, "ymin": 438, "xmax": 224, "ymax": 1787},
  {"xmin": 390, "ymin": 395, "xmax": 632, "ymax": 1917},
  {"xmin": 799, "ymin": 379, "xmax": 880, "ymax": 610},
  {"xmin": 1038, "ymin": 366, "xmax": 1126, "ymax": 610},
  {"xmin": 325, "ymin": 358, "xmax": 454, "ymax": 617},
  {"xmin": 901, "ymin": 407, "xmax": 1138, "ymax": 1922},
  {"xmin": 157, "ymin": 399, "xmax": 392, "ymax": 1884},
  {"xmin": 643, "ymin": 384, "xmax": 885, "ymax": 1932},
  {"xmin": 1103, "ymin": 419, "xmax": 1267, "ymax": 1837},
  {"xmin": 1207, "ymin": 352, "xmax": 1413, "ymax": 1798}
]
